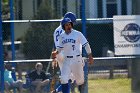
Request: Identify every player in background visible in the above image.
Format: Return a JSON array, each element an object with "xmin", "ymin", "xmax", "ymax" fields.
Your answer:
[
  {"xmin": 52, "ymin": 18, "xmax": 94, "ymax": 93},
  {"xmin": 51, "ymin": 12, "xmax": 77, "ymax": 93}
]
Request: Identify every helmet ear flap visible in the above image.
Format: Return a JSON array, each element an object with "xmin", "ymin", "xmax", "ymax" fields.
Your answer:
[
  {"xmin": 71, "ymin": 22, "xmax": 73, "ymax": 28},
  {"xmin": 62, "ymin": 25, "xmax": 65, "ymax": 30}
]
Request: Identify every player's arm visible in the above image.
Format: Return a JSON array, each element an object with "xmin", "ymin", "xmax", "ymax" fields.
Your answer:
[
  {"xmin": 51, "ymin": 47, "xmax": 63, "ymax": 59},
  {"xmin": 52, "ymin": 35, "xmax": 63, "ymax": 59},
  {"xmin": 80, "ymin": 32, "xmax": 94, "ymax": 65},
  {"xmin": 51, "ymin": 32, "xmax": 58, "ymax": 68},
  {"xmin": 53, "ymin": 30, "xmax": 57, "ymax": 50},
  {"xmin": 52, "ymin": 31, "xmax": 63, "ymax": 68},
  {"xmin": 51, "ymin": 47, "xmax": 63, "ymax": 68},
  {"xmin": 51, "ymin": 50, "xmax": 58, "ymax": 59},
  {"xmin": 84, "ymin": 43, "xmax": 94, "ymax": 65}
]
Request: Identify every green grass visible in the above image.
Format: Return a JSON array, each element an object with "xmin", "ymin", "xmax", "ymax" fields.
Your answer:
[
  {"xmin": 88, "ymin": 78, "xmax": 131, "ymax": 93},
  {"xmin": 21, "ymin": 78, "xmax": 131, "ymax": 93}
]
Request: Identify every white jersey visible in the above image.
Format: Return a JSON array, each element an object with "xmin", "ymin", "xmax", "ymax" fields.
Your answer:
[
  {"xmin": 53, "ymin": 25, "xmax": 64, "ymax": 71},
  {"xmin": 58, "ymin": 29, "xmax": 88, "ymax": 56},
  {"xmin": 53, "ymin": 25, "xmax": 64, "ymax": 49}
]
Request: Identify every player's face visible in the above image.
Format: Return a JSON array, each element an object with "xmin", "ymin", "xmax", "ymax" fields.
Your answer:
[{"xmin": 64, "ymin": 22, "xmax": 72, "ymax": 34}]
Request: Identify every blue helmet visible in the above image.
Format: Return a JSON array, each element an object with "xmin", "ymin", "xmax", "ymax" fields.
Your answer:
[
  {"xmin": 61, "ymin": 18, "xmax": 72, "ymax": 26},
  {"xmin": 64, "ymin": 12, "xmax": 77, "ymax": 23},
  {"xmin": 61, "ymin": 18, "xmax": 73, "ymax": 29}
]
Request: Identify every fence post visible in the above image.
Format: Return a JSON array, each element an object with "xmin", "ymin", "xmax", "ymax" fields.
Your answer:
[
  {"xmin": 9, "ymin": 0, "xmax": 16, "ymax": 93},
  {"xmin": 131, "ymin": 58, "xmax": 140, "ymax": 93},
  {"xmin": 81, "ymin": 0, "xmax": 88, "ymax": 93},
  {"xmin": 84, "ymin": 59, "xmax": 88, "ymax": 93},
  {"xmin": 109, "ymin": 65, "xmax": 114, "ymax": 79},
  {"xmin": 9, "ymin": 0, "xmax": 16, "ymax": 68},
  {"xmin": 127, "ymin": 59, "xmax": 132, "ymax": 78},
  {"xmin": 0, "ymin": 0, "xmax": 4, "ymax": 93}
]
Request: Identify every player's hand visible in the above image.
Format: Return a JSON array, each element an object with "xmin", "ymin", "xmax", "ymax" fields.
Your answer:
[
  {"xmin": 52, "ymin": 59, "xmax": 58, "ymax": 69},
  {"xmin": 51, "ymin": 51, "xmax": 58, "ymax": 59},
  {"xmin": 88, "ymin": 54, "xmax": 94, "ymax": 65}
]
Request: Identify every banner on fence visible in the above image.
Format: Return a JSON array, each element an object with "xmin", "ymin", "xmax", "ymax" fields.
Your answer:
[{"xmin": 113, "ymin": 15, "xmax": 140, "ymax": 55}]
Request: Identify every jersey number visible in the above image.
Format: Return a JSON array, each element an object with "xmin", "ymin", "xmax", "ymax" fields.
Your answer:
[
  {"xmin": 72, "ymin": 45, "xmax": 75, "ymax": 50},
  {"xmin": 56, "ymin": 30, "xmax": 62, "ymax": 41}
]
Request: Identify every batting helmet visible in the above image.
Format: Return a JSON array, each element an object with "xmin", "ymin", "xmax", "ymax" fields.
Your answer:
[
  {"xmin": 64, "ymin": 12, "xmax": 77, "ymax": 23},
  {"xmin": 61, "ymin": 18, "xmax": 73, "ymax": 30}
]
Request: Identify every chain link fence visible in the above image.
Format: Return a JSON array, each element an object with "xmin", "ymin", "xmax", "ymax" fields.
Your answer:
[
  {"xmin": 1, "ymin": 0, "xmax": 138, "ymax": 93},
  {"xmin": 1, "ymin": 19, "xmax": 133, "ymax": 93}
]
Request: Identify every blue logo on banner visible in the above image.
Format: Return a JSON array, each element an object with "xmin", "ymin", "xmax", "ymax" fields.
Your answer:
[{"xmin": 121, "ymin": 23, "xmax": 140, "ymax": 43}]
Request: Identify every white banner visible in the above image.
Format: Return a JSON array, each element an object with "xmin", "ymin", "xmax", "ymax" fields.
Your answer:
[{"xmin": 113, "ymin": 15, "xmax": 140, "ymax": 55}]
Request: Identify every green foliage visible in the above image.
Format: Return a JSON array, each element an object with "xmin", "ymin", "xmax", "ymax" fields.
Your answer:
[
  {"xmin": 3, "ymin": 0, "xmax": 8, "ymax": 3},
  {"xmin": 2, "ymin": 0, "xmax": 10, "ymax": 18},
  {"xmin": 2, "ymin": 0, "xmax": 10, "ymax": 40},
  {"xmin": 34, "ymin": 1, "xmax": 52, "ymax": 20},
  {"xmin": 23, "ymin": 1, "xmax": 58, "ymax": 59}
]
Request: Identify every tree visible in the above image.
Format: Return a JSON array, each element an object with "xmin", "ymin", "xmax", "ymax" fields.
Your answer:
[
  {"xmin": 2, "ymin": 0, "xmax": 9, "ymax": 18},
  {"xmin": 22, "ymin": 1, "xmax": 58, "ymax": 59},
  {"xmin": 2, "ymin": 0, "xmax": 10, "ymax": 40}
]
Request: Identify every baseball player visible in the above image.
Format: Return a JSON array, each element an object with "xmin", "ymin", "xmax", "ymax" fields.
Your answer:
[
  {"xmin": 52, "ymin": 18, "xmax": 93, "ymax": 93},
  {"xmin": 51, "ymin": 12, "xmax": 77, "ymax": 93},
  {"xmin": 53, "ymin": 12, "xmax": 77, "ymax": 71}
]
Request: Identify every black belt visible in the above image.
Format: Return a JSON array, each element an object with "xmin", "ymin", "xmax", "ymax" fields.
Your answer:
[{"xmin": 66, "ymin": 55, "xmax": 80, "ymax": 58}]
